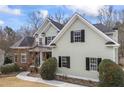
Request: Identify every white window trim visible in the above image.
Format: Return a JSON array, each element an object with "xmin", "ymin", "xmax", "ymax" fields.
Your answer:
[
  {"xmin": 73, "ymin": 30, "xmax": 81, "ymax": 42},
  {"xmin": 21, "ymin": 53, "xmax": 27, "ymax": 63},
  {"xmin": 39, "ymin": 38, "xmax": 42, "ymax": 45},
  {"xmin": 14, "ymin": 53, "xmax": 18, "ymax": 63},
  {"xmin": 89, "ymin": 58, "xmax": 98, "ymax": 71},
  {"xmin": 47, "ymin": 37, "xmax": 53, "ymax": 45},
  {"xmin": 61, "ymin": 56, "xmax": 68, "ymax": 67}
]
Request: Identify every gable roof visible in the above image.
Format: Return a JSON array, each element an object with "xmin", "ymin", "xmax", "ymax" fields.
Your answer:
[
  {"xmin": 48, "ymin": 18, "xmax": 64, "ymax": 30},
  {"xmin": 11, "ymin": 36, "xmax": 35, "ymax": 48},
  {"xmin": 49, "ymin": 13, "xmax": 119, "ymax": 47},
  {"xmin": 93, "ymin": 23, "xmax": 114, "ymax": 33},
  {"xmin": 33, "ymin": 17, "xmax": 64, "ymax": 36}
]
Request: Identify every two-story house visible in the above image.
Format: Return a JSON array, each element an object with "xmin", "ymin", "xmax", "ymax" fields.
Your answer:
[{"xmin": 11, "ymin": 13, "xmax": 119, "ymax": 81}]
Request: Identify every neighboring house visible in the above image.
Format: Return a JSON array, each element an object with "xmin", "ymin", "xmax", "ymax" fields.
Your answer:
[
  {"xmin": 0, "ymin": 49, "xmax": 5, "ymax": 66},
  {"xmin": 11, "ymin": 13, "xmax": 119, "ymax": 81}
]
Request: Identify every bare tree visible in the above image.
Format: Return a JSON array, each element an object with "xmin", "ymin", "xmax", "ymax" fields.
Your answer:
[
  {"xmin": 97, "ymin": 6, "xmax": 118, "ymax": 29},
  {"xmin": 0, "ymin": 26, "xmax": 20, "ymax": 55},
  {"xmin": 17, "ymin": 25, "xmax": 34, "ymax": 37},
  {"xmin": 119, "ymin": 9, "xmax": 124, "ymax": 23},
  {"xmin": 27, "ymin": 11, "xmax": 43, "ymax": 31},
  {"xmin": 49, "ymin": 10, "xmax": 69, "ymax": 24}
]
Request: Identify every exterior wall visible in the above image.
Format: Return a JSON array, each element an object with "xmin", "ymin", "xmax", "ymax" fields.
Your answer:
[
  {"xmin": 42, "ymin": 25, "xmax": 58, "ymax": 45},
  {"xmin": 12, "ymin": 48, "xmax": 33, "ymax": 70},
  {"xmin": 52, "ymin": 18, "xmax": 116, "ymax": 80},
  {"xmin": 35, "ymin": 24, "xmax": 58, "ymax": 45}
]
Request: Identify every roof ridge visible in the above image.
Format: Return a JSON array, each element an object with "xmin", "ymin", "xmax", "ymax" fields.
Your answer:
[
  {"xmin": 48, "ymin": 18, "xmax": 64, "ymax": 30},
  {"xmin": 48, "ymin": 17, "xmax": 64, "ymax": 25}
]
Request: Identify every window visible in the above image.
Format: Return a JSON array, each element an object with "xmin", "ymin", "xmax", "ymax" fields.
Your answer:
[
  {"xmin": 71, "ymin": 30, "xmax": 85, "ymax": 43},
  {"xmin": 89, "ymin": 58, "xmax": 98, "ymax": 71},
  {"xmin": 45, "ymin": 36, "xmax": 55, "ymax": 45},
  {"xmin": 47, "ymin": 37, "xmax": 52, "ymax": 45},
  {"xmin": 21, "ymin": 53, "xmax": 26, "ymax": 63},
  {"xmin": 61, "ymin": 57, "xmax": 68, "ymax": 67},
  {"xmin": 35, "ymin": 34, "xmax": 38, "ymax": 38},
  {"xmin": 59, "ymin": 56, "xmax": 70, "ymax": 68},
  {"xmin": 39, "ymin": 38, "xmax": 42, "ymax": 45},
  {"xmin": 73, "ymin": 31, "xmax": 81, "ymax": 42},
  {"xmin": 14, "ymin": 54, "xmax": 18, "ymax": 63},
  {"xmin": 86, "ymin": 57, "xmax": 102, "ymax": 71}
]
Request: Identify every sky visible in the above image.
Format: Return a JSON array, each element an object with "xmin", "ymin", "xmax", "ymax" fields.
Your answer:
[{"xmin": 0, "ymin": 5, "xmax": 124, "ymax": 30}]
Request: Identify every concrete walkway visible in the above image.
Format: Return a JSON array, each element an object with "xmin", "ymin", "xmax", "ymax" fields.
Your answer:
[{"xmin": 16, "ymin": 72, "xmax": 85, "ymax": 87}]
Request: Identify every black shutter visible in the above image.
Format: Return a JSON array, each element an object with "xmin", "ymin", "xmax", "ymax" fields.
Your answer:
[
  {"xmin": 67, "ymin": 57, "xmax": 70, "ymax": 68},
  {"xmin": 71, "ymin": 31, "xmax": 74, "ymax": 43},
  {"xmin": 45, "ymin": 37, "xmax": 47, "ymax": 45},
  {"xmin": 81, "ymin": 30, "xmax": 85, "ymax": 42},
  {"xmin": 97, "ymin": 58, "xmax": 102, "ymax": 71},
  {"xmin": 52, "ymin": 36, "xmax": 55, "ymax": 40},
  {"xmin": 59, "ymin": 56, "xmax": 61, "ymax": 67},
  {"xmin": 86, "ymin": 57, "xmax": 90, "ymax": 70}
]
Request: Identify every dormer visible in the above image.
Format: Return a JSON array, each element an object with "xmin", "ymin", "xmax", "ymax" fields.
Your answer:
[{"xmin": 33, "ymin": 17, "xmax": 64, "ymax": 46}]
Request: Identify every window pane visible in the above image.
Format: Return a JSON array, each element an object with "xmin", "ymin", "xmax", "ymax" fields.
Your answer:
[
  {"xmin": 39, "ymin": 38, "xmax": 42, "ymax": 45},
  {"xmin": 73, "ymin": 31, "xmax": 81, "ymax": 42},
  {"xmin": 89, "ymin": 58, "xmax": 98, "ymax": 71},
  {"xmin": 61, "ymin": 57, "xmax": 67, "ymax": 67},
  {"xmin": 21, "ymin": 54, "xmax": 26, "ymax": 63},
  {"xmin": 47, "ymin": 37, "xmax": 52, "ymax": 44}
]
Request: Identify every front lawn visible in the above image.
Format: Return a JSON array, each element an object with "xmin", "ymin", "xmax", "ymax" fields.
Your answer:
[{"xmin": 0, "ymin": 76, "xmax": 53, "ymax": 87}]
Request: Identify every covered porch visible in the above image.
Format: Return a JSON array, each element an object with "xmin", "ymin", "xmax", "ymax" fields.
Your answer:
[{"xmin": 28, "ymin": 46, "xmax": 52, "ymax": 73}]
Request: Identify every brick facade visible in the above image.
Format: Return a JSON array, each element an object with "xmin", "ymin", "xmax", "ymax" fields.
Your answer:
[{"xmin": 12, "ymin": 48, "xmax": 34, "ymax": 70}]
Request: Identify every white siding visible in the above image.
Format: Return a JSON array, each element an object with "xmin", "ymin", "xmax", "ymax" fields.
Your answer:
[
  {"xmin": 35, "ymin": 24, "xmax": 58, "ymax": 45},
  {"xmin": 52, "ymin": 18, "xmax": 116, "ymax": 80},
  {"xmin": 42, "ymin": 25, "xmax": 58, "ymax": 45}
]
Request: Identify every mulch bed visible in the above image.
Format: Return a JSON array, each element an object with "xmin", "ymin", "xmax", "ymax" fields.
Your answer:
[
  {"xmin": 28, "ymin": 72, "xmax": 98, "ymax": 87},
  {"xmin": 0, "ymin": 72, "xmax": 20, "ymax": 78},
  {"xmin": 55, "ymin": 75, "xmax": 98, "ymax": 87}
]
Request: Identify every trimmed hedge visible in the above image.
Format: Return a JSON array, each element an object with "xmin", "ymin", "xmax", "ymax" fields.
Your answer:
[
  {"xmin": 98, "ymin": 59, "xmax": 124, "ymax": 87},
  {"xmin": 4, "ymin": 56, "xmax": 12, "ymax": 65},
  {"xmin": 0, "ymin": 63, "xmax": 20, "ymax": 74},
  {"xmin": 40, "ymin": 57, "xmax": 57, "ymax": 80}
]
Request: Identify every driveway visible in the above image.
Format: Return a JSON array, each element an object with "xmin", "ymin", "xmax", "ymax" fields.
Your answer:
[{"xmin": 0, "ymin": 76, "xmax": 53, "ymax": 87}]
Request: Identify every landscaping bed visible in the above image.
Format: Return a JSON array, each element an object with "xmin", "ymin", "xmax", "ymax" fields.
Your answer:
[
  {"xmin": 28, "ymin": 72, "xmax": 97, "ymax": 87},
  {"xmin": 55, "ymin": 75, "xmax": 98, "ymax": 87}
]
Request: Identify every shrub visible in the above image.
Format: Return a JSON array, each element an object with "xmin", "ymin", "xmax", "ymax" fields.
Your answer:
[
  {"xmin": 0, "ymin": 63, "xmax": 20, "ymax": 74},
  {"xmin": 98, "ymin": 59, "xmax": 124, "ymax": 87},
  {"xmin": 40, "ymin": 57, "xmax": 57, "ymax": 80},
  {"xmin": 4, "ymin": 56, "xmax": 12, "ymax": 65}
]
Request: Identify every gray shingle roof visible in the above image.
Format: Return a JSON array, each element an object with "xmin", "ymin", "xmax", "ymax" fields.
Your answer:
[
  {"xmin": 93, "ymin": 23, "xmax": 114, "ymax": 33},
  {"xmin": 11, "ymin": 36, "xmax": 35, "ymax": 48},
  {"xmin": 48, "ymin": 18, "xmax": 64, "ymax": 30},
  {"xmin": 49, "ymin": 18, "xmax": 114, "ymax": 33}
]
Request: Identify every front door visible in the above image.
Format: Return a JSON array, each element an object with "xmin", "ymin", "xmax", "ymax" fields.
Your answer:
[
  {"xmin": 35, "ymin": 52, "xmax": 40, "ymax": 66},
  {"xmin": 42, "ymin": 52, "xmax": 52, "ymax": 61}
]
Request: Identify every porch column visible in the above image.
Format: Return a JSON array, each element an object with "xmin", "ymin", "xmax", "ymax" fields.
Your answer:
[{"xmin": 40, "ymin": 52, "xmax": 43, "ymax": 65}]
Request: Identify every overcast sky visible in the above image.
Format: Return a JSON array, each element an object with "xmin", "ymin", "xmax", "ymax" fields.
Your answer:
[{"xmin": 0, "ymin": 5, "xmax": 124, "ymax": 30}]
